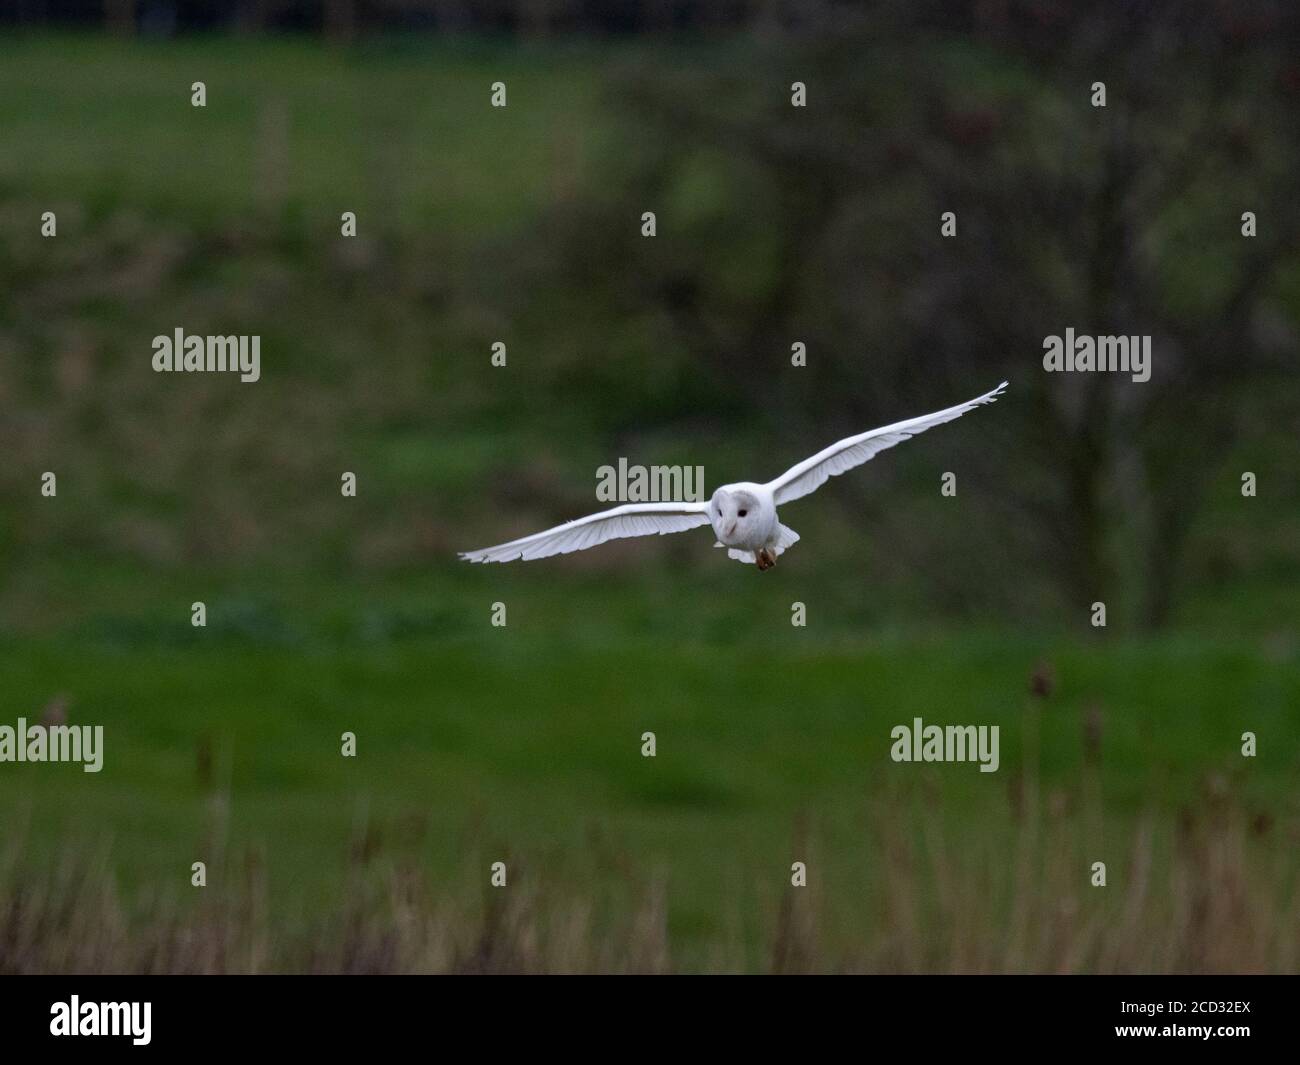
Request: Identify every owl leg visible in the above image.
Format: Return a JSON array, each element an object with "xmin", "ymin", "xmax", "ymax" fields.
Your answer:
[{"xmin": 755, "ymin": 547, "xmax": 777, "ymax": 571}]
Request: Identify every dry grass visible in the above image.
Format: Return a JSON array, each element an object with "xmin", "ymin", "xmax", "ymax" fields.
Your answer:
[{"xmin": 3, "ymin": 778, "xmax": 1295, "ymax": 974}]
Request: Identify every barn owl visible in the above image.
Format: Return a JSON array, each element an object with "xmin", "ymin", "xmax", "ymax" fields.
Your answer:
[{"xmin": 460, "ymin": 381, "xmax": 1007, "ymax": 570}]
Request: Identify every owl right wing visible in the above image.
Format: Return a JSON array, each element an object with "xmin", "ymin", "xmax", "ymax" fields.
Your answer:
[{"xmin": 459, "ymin": 501, "xmax": 711, "ymax": 563}]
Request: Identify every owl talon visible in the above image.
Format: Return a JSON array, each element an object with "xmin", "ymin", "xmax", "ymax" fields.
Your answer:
[{"xmin": 756, "ymin": 548, "xmax": 776, "ymax": 571}]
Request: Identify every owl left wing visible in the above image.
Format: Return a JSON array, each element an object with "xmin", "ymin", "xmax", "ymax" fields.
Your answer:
[
  {"xmin": 459, "ymin": 501, "xmax": 711, "ymax": 563},
  {"xmin": 765, "ymin": 382, "xmax": 1007, "ymax": 506}
]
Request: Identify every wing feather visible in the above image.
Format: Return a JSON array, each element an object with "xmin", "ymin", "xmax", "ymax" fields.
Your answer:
[
  {"xmin": 459, "ymin": 501, "xmax": 711, "ymax": 563},
  {"xmin": 766, "ymin": 382, "xmax": 1008, "ymax": 505}
]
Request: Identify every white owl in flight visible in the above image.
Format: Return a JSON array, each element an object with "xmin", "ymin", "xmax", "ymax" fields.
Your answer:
[{"xmin": 461, "ymin": 381, "xmax": 1007, "ymax": 570}]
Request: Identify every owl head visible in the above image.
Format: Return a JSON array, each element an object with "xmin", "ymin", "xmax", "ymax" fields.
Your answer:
[{"xmin": 710, "ymin": 487, "xmax": 761, "ymax": 543}]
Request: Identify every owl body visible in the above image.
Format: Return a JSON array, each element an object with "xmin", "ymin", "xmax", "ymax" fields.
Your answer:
[{"xmin": 709, "ymin": 483, "xmax": 797, "ymax": 567}]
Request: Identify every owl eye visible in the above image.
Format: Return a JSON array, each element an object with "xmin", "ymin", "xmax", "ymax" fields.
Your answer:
[{"xmin": 738, "ymin": 509, "xmax": 748, "ymax": 518}]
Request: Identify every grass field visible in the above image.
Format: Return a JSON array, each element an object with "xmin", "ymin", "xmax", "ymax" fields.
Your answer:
[
  {"xmin": 1, "ymin": 34, "xmax": 1297, "ymax": 971},
  {"xmin": 2, "ymin": 564, "xmax": 1297, "ymax": 970},
  {"xmin": 0, "ymin": 33, "xmax": 621, "ymax": 232}
]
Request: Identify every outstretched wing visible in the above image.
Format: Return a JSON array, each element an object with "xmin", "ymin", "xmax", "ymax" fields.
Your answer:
[
  {"xmin": 459, "ymin": 501, "xmax": 711, "ymax": 563},
  {"xmin": 766, "ymin": 381, "xmax": 1008, "ymax": 506}
]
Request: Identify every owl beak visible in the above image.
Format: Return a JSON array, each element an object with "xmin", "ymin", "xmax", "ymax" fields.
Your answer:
[{"xmin": 725, "ymin": 522, "xmax": 737, "ymax": 537}]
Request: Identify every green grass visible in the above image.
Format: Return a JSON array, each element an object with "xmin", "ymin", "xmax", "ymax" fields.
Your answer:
[
  {"xmin": 0, "ymin": 34, "xmax": 619, "ymax": 238},
  {"xmin": 2, "ymin": 570, "xmax": 1296, "ymax": 965}
]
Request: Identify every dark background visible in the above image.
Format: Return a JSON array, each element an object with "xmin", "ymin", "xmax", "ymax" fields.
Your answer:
[{"xmin": 0, "ymin": 0, "xmax": 1297, "ymax": 972}]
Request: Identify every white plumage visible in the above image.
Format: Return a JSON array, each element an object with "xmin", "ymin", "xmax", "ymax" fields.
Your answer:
[{"xmin": 460, "ymin": 381, "xmax": 1007, "ymax": 569}]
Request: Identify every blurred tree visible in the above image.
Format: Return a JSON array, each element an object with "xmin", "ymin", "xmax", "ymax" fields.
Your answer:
[{"xmin": 559, "ymin": 0, "xmax": 1300, "ymax": 627}]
